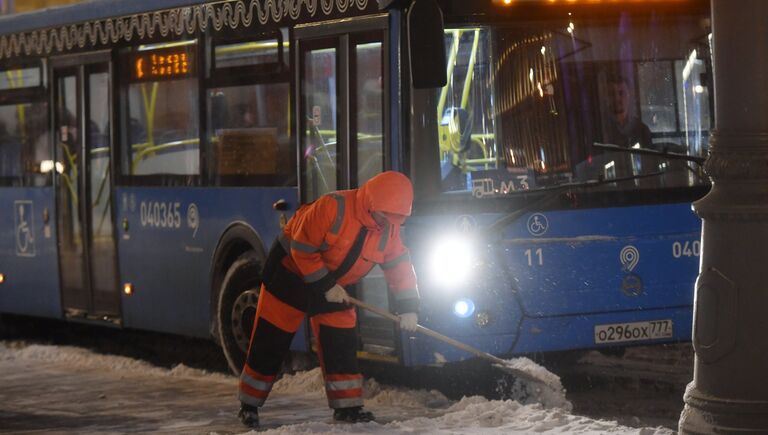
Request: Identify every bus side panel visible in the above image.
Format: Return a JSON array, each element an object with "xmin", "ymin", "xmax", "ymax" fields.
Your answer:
[
  {"xmin": 0, "ymin": 188, "xmax": 61, "ymax": 318},
  {"xmin": 115, "ymin": 186, "xmax": 297, "ymax": 339}
]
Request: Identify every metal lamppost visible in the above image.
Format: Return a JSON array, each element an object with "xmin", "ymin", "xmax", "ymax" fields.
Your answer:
[{"xmin": 680, "ymin": 1, "xmax": 768, "ymax": 432}]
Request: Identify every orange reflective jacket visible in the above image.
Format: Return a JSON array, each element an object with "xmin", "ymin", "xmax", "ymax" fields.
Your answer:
[{"xmin": 279, "ymin": 171, "xmax": 419, "ymax": 314}]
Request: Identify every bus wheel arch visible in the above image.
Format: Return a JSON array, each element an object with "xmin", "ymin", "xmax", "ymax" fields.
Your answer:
[{"xmin": 210, "ymin": 223, "xmax": 266, "ymax": 374}]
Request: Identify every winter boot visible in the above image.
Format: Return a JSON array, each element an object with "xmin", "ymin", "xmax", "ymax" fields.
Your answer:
[
  {"xmin": 333, "ymin": 406, "xmax": 375, "ymax": 423},
  {"xmin": 238, "ymin": 403, "xmax": 259, "ymax": 428}
]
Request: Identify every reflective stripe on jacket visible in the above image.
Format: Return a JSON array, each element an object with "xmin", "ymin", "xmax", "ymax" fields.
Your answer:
[{"xmin": 281, "ymin": 186, "xmax": 419, "ymax": 314}]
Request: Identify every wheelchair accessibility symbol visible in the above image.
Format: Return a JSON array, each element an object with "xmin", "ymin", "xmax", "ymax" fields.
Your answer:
[
  {"xmin": 526, "ymin": 213, "xmax": 549, "ymax": 236},
  {"xmin": 14, "ymin": 201, "xmax": 35, "ymax": 257}
]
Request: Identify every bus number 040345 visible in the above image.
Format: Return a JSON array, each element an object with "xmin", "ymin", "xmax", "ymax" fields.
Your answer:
[
  {"xmin": 672, "ymin": 240, "xmax": 700, "ymax": 258},
  {"xmin": 140, "ymin": 201, "xmax": 182, "ymax": 229}
]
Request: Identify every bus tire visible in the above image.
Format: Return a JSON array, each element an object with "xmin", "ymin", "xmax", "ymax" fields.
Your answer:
[{"xmin": 217, "ymin": 251, "xmax": 262, "ymax": 375}]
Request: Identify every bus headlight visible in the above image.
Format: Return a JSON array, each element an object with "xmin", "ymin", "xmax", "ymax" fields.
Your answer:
[{"xmin": 428, "ymin": 236, "xmax": 475, "ymax": 288}]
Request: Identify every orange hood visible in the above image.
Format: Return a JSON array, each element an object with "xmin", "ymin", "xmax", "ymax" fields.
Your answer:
[{"xmin": 355, "ymin": 171, "xmax": 413, "ymax": 227}]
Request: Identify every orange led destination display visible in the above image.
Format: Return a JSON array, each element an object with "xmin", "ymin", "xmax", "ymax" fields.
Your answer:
[{"xmin": 131, "ymin": 49, "xmax": 195, "ymax": 81}]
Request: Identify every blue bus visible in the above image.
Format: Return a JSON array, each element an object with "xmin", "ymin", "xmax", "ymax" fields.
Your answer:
[{"xmin": 0, "ymin": 0, "xmax": 710, "ymax": 373}]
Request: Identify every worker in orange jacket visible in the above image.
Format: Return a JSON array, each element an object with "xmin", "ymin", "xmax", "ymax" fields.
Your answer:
[{"xmin": 238, "ymin": 171, "xmax": 420, "ymax": 427}]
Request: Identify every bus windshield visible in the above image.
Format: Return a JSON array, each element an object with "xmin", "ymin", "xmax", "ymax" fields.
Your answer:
[{"xmin": 437, "ymin": 12, "xmax": 711, "ymax": 197}]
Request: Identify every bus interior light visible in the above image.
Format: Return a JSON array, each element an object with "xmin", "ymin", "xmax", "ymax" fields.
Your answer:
[{"xmin": 123, "ymin": 283, "xmax": 134, "ymax": 296}]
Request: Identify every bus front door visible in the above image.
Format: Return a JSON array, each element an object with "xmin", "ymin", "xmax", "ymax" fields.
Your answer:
[
  {"xmin": 295, "ymin": 16, "xmax": 397, "ymax": 361},
  {"xmin": 53, "ymin": 56, "xmax": 120, "ymax": 322}
]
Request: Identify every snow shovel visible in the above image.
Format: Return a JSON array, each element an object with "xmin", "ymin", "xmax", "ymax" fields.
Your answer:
[{"xmin": 347, "ymin": 296, "xmax": 562, "ymax": 391}]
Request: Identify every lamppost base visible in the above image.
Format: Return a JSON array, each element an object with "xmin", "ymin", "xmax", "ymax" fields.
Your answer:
[{"xmin": 680, "ymin": 383, "xmax": 768, "ymax": 434}]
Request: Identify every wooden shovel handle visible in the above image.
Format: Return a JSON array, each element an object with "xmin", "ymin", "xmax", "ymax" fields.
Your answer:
[{"xmin": 347, "ymin": 296, "xmax": 508, "ymax": 366}]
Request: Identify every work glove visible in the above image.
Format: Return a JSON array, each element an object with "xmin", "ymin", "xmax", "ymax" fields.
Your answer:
[
  {"xmin": 325, "ymin": 284, "xmax": 350, "ymax": 304},
  {"xmin": 399, "ymin": 312, "xmax": 418, "ymax": 332}
]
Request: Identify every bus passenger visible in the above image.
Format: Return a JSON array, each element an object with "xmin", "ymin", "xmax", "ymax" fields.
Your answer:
[
  {"xmin": 237, "ymin": 170, "xmax": 420, "ymax": 428},
  {"xmin": 603, "ymin": 72, "xmax": 653, "ymax": 149}
]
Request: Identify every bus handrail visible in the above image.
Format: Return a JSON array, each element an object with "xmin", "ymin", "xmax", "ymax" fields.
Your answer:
[
  {"xmin": 461, "ymin": 29, "xmax": 480, "ymax": 111},
  {"xmin": 131, "ymin": 138, "xmax": 199, "ymax": 173},
  {"xmin": 437, "ymin": 30, "xmax": 460, "ymax": 120}
]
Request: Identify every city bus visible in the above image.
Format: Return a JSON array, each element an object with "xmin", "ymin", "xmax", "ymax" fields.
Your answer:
[{"xmin": 0, "ymin": 0, "xmax": 711, "ymax": 374}]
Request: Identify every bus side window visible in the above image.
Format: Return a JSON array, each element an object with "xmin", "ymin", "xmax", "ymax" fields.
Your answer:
[
  {"xmin": 206, "ymin": 29, "xmax": 294, "ymax": 187},
  {"xmin": 120, "ymin": 41, "xmax": 200, "ymax": 182},
  {"xmin": 353, "ymin": 40, "xmax": 384, "ymax": 186},
  {"xmin": 0, "ymin": 65, "xmax": 49, "ymax": 187}
]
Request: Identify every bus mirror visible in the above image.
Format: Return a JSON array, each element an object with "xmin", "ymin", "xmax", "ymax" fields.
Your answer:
[{"xmin": 407, "ymin": 0, "xmax": 447, "ymax": 89}]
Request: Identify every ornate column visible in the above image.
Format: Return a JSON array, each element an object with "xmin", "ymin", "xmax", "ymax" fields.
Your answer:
[{"xmin": 679, "ymin": 1, "xmax": 768, "ymax": 432}]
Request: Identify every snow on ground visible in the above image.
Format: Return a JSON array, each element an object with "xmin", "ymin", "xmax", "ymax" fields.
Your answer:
[
  {"xmin": 0, "ymin": 341, "xmax": 673, "ymax": 434},
  {"xmin": 0, "ymin": 341, "xmax": 231, "ymax": 382}
]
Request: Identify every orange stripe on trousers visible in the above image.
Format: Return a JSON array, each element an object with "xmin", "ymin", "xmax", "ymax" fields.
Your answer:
[
  {"xmin": 327, "ymin": 388, "xmax": 363, "ymax": 400},
  {"xmin": 325, "ymin": 373, "xmax": 362, "ymax": 382},
  {"xmin": 243, "ymin": 364, "xmax": 277, "ymax": 383},
  {"xmin": 256, "ymin": 285, "xmax": 306, "ymax": 333}
]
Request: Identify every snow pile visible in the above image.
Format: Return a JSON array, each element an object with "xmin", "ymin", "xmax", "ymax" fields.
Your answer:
[
  {"xmin": 272, "ymin": 367, "xmax": 325, "ymax": 395},
  {"xmin": 387, "ymin": 396, "xmax": 673, "ymax": 434},
  {"xmin": 0, "ymin": 341, "xmax": 232, "ymax": 382},
  {"xmin": 495, "ymin": 356, "xmax": 572, "ymax": 411},
  {"xmin": 364, "ymin": 378, "xmax": 451, "ymax": 409},
  {"xmin": 502, "ymin": 356, "xmax": 563, "ymax": 390},
  {"xmin": 271, "ymin": 367, "xmax": 451, "ymax": 409},
  {"xmin": 249, "ymin": 396, "xmax": 673, "ymax": 435},
  {"xmin": 2, "ymin": 341, "xmax": 675, "ymax": 435}
]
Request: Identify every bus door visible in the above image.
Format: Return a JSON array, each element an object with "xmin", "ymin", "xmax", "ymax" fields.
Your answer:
[
  {"xmin": 295, "ymin": 16, "xmax": 397, "ymax": 360},
  {"xmin": 52, "ymin": 55, "xmax": 120, "ymax": 321}
]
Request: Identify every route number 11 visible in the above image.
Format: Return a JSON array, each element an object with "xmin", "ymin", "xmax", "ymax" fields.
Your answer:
[{"xmin": 525, "ymin": 248, "xmax": 543, "ymax": 266}]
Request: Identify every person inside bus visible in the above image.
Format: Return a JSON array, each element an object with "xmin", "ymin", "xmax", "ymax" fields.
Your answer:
[
  {"xmin": 602, "ymin": 72, "xmax": 653, "ymax": 149},
  {"xmin": 0, "ymin": 120, "xmax": 21, "ymax": 180},
  {"xmin": 237, "ymin": 170, "xmax": 420, "ymax": 428}
]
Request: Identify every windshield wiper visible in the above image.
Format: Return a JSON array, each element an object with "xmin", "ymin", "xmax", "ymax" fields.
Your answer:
[{"xmin": 593, "ymin": 142, "xmax": 706, "ymax": 165}]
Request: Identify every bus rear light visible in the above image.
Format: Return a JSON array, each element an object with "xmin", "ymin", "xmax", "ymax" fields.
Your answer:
[{"xmin": 123, "ymin": 283, "xmax": 134, "ymax": 296}]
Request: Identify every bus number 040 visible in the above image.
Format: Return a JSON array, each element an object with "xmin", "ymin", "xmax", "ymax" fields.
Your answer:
[
  {"xmin": 672, "ymin": 240, "xmax": 700, "ymax": 258},
  {"xmin": 140, "ymin": 201, "xmax": 182, "ymax": 229}
]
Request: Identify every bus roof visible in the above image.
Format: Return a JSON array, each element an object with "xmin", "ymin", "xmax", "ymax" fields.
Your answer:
[{"xmin": 0, "ymin": 0, "xmax": 208, "ymax": 36}]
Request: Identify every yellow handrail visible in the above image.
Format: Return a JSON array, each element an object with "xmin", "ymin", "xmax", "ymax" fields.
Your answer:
[
  {"xmin": 140, "ymin": 82, "xmax": 159, "ymax": 149},
  {"xmin": 437, "ymin": 30, "xmax": 461, "ymax": 120},
  {"xmin": 466, "ymin": 158, "xmax": 495, "ymax": 165},
  {"xmin": 59, "ymin": 142, "xmax": 79, "ymax": 207},
  {"xmin": 215, "ymin": 40, "xmax": 290, "ymax": 56},
  {"xmin": 461, "ymin": 29, "xmax": 480, "ymax": 110},
  {"xmin": 131, "ymin": 138, "xmax": 199, "ymax": 173}
]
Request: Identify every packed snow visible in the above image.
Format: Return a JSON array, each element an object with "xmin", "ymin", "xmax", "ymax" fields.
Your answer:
[{"xmin": 0, "ymin": 341, "xmax": 673, "ymax": 434}]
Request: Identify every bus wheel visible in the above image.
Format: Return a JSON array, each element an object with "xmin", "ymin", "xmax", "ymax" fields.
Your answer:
[{"xmin": 218, "ymin": 251, "xmax": 262, "ymax": 375}]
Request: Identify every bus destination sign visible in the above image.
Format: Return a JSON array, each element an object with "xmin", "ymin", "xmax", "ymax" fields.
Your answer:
[{"xmin": 131, "ymin": 49, "xmax": 195, "ymax": 81}]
